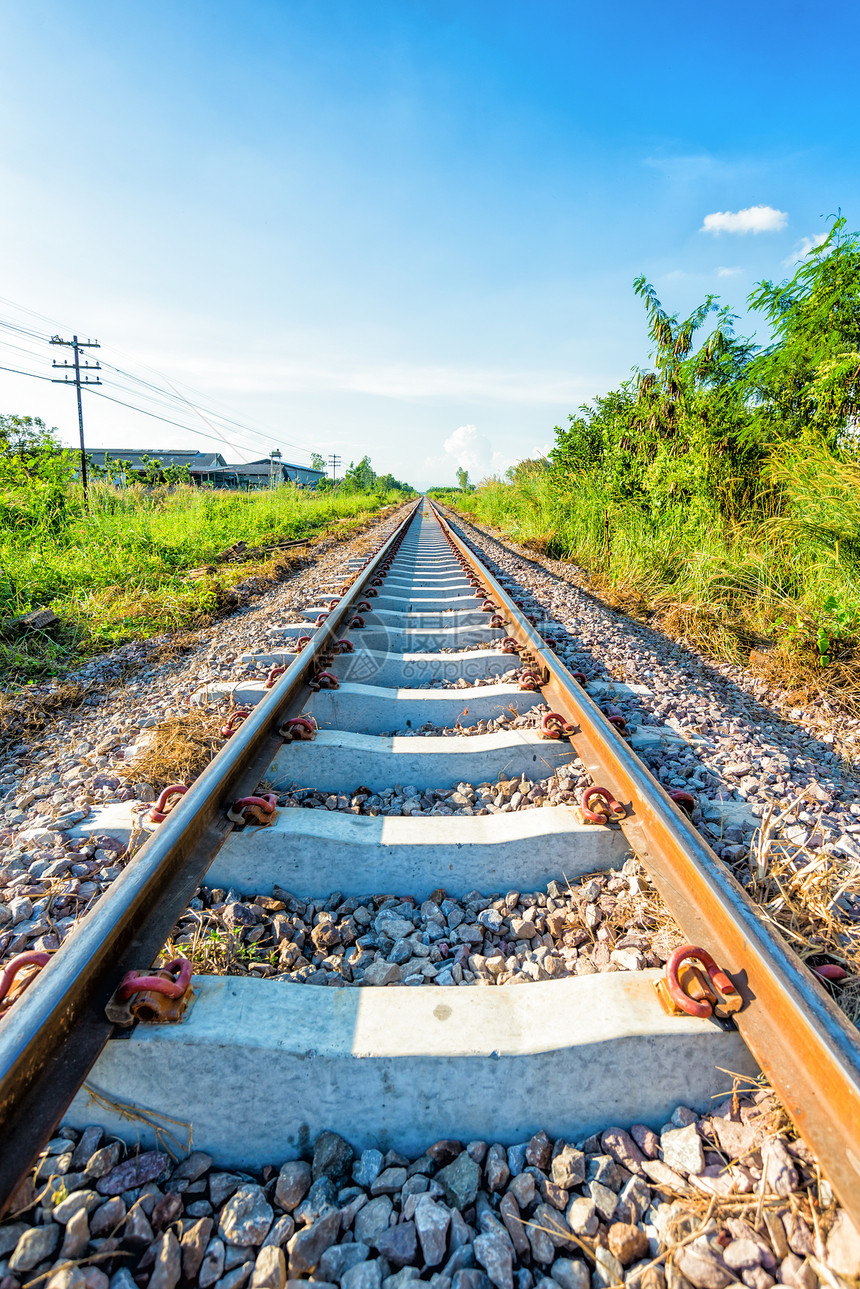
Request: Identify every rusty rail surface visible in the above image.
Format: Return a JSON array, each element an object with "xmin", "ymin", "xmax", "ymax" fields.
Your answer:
[
  {"xmin": 0, "ymin": 500, "xmax": 421, "ymax": 1212},
  {"xmin": 430, "ymin": 500, "xmax": 860, "ymax": 1227}
]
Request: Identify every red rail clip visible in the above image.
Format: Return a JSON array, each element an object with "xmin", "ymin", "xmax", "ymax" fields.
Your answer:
[
  {"xmin": 309, "ymin": 670, "xmax": 340, "ymax": 690},
  {"xmin": 280, "ymin": 715, "xmax": 317, "ymax": 741},
  {"xmin": 501, "ymin": 637, "xmax": 520, "ymax": 654},
  {"xmin": 0, "ymin": 951, "xmax": 51, "ymax": 1018},
  {"xmin": 656, "ymin": 945, "xmax": 743, "ymax": 1019},
  {"xmin": 669, "ymin": 789, "xmax": 696, "ymax": 817},
  {"xmin": 148, "ymin": 784, "xmax": 188, "ymax": 823},
  {"xmin": 221, "ymin": 709, "xmax": 250, "ymax": 739},
  {"xmin": 518, "ymin": 669, "xmax": 542, "ymax": 691},
  {"xmin": 580, "ymin": 786, "xmax": 626, "ymax": 824},
  {"xmin": 350, "ymin": 615, "xmax": 366, "ymax": 628},
  {"xmin": 228, "ymin": 793, "xmax": 278, "ymax": 826},
  {"xmin": 108, "ymin": 957, "xmax": 194, "ymax": 1026},
  {"xmin": 539, "ymin": 712, "xmax": 576, "ymax": 740},
  {"xmin": 265, "ymin": 665, "xmax": 287, "ymax": 689}
]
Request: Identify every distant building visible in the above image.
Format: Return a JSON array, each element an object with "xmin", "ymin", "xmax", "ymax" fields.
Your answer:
[
  {"xmin": 225, "ymin": 458, "xmax": 326, "ymax": 489},
  {"xmin": 86, "ymin": 449, "xmax": 325, "ymax": 489}
]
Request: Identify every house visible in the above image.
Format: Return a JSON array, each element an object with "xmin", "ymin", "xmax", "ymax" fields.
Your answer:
[{"xmin": 86, "ymin": 450, "xmax": 325, "ymax": 489}]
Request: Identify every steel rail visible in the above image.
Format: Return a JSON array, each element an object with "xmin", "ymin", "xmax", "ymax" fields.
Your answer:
[
  {"xmin": 430, "ymin": 500, "xmax": 860, "ymax": 1226},
  {"xmin": 0, "ymin": 500, "xmax": 421, "ymax": 1212}
]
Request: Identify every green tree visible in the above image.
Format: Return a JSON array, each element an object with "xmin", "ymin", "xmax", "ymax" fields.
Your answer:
[
  {"xmin": 0, "ymin": 415, "xmax": 62, "ymax": 462},
  {"xmin": 342, "ymin": 455, "xmax": 377, "ymax": 491},
  {"xmin": 747, "ymin": 217, "xmax": 860, "ymax": 448},
  {"xmin": 310, "ymin": 452, "xmax": 326, "ymax": 472},
  {"xmin": 456, "ymin": 466, "xmax": 470, "ymax": 491}
]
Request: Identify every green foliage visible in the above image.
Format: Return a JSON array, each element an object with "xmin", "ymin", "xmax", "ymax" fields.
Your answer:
[
  {"xmin": 310, "ymin": 452, "xmax": 326, "ymax": 472},
  {"xmin": 458, "ymin": 215, "xmax": 860, "ymax": 675},
  {"xmin": 341, "ymin": 456, "xmax": 414, "ymax": 496},
  {"xmin": 0, "ymin": 465, "xmax": 411, "ymax": 681}
]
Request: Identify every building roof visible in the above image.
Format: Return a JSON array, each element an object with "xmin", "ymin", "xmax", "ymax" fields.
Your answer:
[
  {"xmin": 87, "ymin": 449, "xmax": 324, "ymax": 479},
  {"xmin": 87, "ymin": 449, "xmax": 227, "ymax": 471},
  {"xmin": 226, "ymin": 460, "xmax": 325, "ymax": 477}
]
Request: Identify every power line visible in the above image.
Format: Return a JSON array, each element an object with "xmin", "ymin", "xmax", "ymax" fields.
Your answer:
[
  {"xmin": 86, "ymin": 388, "xmax": 255, "ymax": 457},
  {"xmin": 0, "ymin": 311, "xmax": 315, "ymax": 464},
  {"xmin": 0, "ymin": 295, "xmax": 323, "ymax": 466},
  {"xmin": 0, "ymin": 360, "xmax": 253, "ymax": 458},
  {"xmin": 328, "ymin": 453, "xmax": 341, "ymax": 484},
  {"xmin": 0, "ymin": 363, "xmax": 53, "ymax": 382}
]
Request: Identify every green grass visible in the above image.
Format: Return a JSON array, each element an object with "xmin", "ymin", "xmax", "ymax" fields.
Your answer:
[
  {"xmin": 0, "ymin": 482, "xmax": 409, "ymax": 682},
  {"xmin": 452, "ymin": 448, "xmax": 860, "ymax": 698}
]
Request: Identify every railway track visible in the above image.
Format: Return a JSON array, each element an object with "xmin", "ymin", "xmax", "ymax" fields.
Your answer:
[{"xmin": 1, "ymin": 496, "xmax": 859, "ymax": 1277}]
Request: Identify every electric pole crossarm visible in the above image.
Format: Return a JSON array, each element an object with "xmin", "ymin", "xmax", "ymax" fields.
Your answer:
[{"xmin": 48, "ymin": 334, "xmax": 101, "ymax": 501}]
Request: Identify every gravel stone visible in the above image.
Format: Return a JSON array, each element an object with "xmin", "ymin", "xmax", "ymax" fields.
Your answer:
[
  {"xmin": 549, "ymin": 1260, "xmax": 589, "ymax": 1289},
  {"xmin": 275, "ymin": 1162, "xmax": 311, "ymax": 1211},
  {"xmin": 219, "ymin": 1185, "xmax": 274, "ymax": 1246},
  {"xmin": 251, "ymin": 1245, "xmax": 287, "ymax": 1289},
  {"xmin": 376, "ymin": 1222, "xmax": 418, "ymax": 1268},
  {"xmin": 10, "ymin": 1223, "xmax": 60, "ymax": 1271},
  {"xmin": 342, "ymin": 1261, "xmax": 384, "ymax": 1289},
  {"xmin": 437, "ymin": 1153, "xmax": 481, "ymax": 1209},
  {"xmin": 660, "ymin": 1125, "xmax": 705, "ymax": 1176},
  {"xmin": 318, "ymin": 1242, "xmax": 372, "ymax": 1282},
  {"xmin": 313, "ymin": 1132, "xmax": 355, "ymax": 1184},
  {"xmin": 287, "ymin": 1211, "xmax": 342, "ymax": 1277},
  {"xmin": 354, "ymin": 1197, "xmax": 394, "ymax": 1247},
  {"xmin": 550, "ymin": 1146, "xmax": 584, "ymax": 1190},
  {"xmin": 415, "ymin": 1198, "xmax": 452, "ymax": 1265},
  {"xmin": 148, "ymin": 1230, "xmax": 182, "ymax": 1289}
]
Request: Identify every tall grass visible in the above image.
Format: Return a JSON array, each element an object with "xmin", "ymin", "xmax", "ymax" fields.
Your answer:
[
  {"xmin": 456, "ymin": 445, "xmax": 860, "ymax": 684},
  {"xmin": 2, "ymin": 482, "xmax": 408, "ymax": 680}
]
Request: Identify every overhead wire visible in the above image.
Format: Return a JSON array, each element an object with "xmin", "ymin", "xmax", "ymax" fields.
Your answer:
[
  {"xmin": 0, "ymin": 332, "xmax": 265, "ymax": 459},
  {"xmin": 0, "ymin": 296, "xmax": 322, "ymax": 465}
]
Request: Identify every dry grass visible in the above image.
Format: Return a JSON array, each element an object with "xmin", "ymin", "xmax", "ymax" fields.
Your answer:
[
  {"xmin": 735, "ymin": 796, "xmax": 860, "ymax": 1025},
  {"xmin": 0, "ymin": 681, "xmax": 86, "ymax": 746},
  {"xmin": 121, "ymin": 707, "xmax": 225, "ymax": 793},
  {"xmin": 565, "ymin": 859, "xmax": 686, "ymax": 962},
  {"xmin": 748, "ymin": 643, "xmax": 860, "ymax": 721}
]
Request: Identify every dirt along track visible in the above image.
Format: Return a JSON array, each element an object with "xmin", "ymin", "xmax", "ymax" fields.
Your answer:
[{"xmin": 0, "ymin": 497, "xmax": 858, "ymax": 1289}]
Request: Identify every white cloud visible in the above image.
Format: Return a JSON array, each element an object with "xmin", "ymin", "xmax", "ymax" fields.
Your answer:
[
  {"xmin": 716, "ymin": 266, "xmax": 742, "ymax": 277},
  {"xmin": 782, "ymin": 233, "xmax": 827, "ymax": 267},
  {"xmin": 701, "ymin": 205, "xmax": 788, "ymax": 235},
  {"xmin": 424, "ymin": 423, "xmax": 514, "ymax": 483}
]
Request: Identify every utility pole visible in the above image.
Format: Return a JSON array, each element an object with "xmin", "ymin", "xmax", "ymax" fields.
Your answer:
[
  {"xmin": 327, "ymin": 453, "xmax": 341, "ymax": 485},
  {"xmin": 51, "ymin": 335, "xmax": 101, "ymax": 501}
]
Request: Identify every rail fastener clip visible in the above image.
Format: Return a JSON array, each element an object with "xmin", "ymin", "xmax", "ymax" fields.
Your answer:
[
  {"xmin": 148, "ymin": 784, "xmax": 188, "ymax": 823},
  {"xmin": 105, "ymin": 957, "xmax": 195, "ymax": 1027},
  {"xmin": 580, "ymin": 786, "xmax": 627, "ymax": 824},
  {"xmin": 0, "ymin": 952, "xmax": 51, "ymax": 1019},
  {"xmin": 655, "ymin": 945, "xmax": 743, "ymax": 1021},
  {"xmin": 227, "ymin": 793, "xmax": 278, "ymax": 826},
  {"xmin": 221, "ymin": 709, "xmax": 251, "ymax": 739}
]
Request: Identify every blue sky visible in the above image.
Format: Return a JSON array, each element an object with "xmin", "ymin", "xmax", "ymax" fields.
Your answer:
[{"xmin": 1, "ymin": 1, "xmax": 857, "ymax": 487}]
